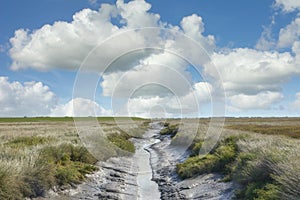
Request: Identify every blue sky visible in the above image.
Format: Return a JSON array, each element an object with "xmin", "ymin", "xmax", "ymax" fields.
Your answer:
[{"xmin": 0, "ymin": 0, "xmax": 300, "ymax": 117}]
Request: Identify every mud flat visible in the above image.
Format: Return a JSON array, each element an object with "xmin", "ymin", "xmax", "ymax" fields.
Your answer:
[{"xmin": 44, "ymin": 122, "xmax": 235, "ymax": 200}]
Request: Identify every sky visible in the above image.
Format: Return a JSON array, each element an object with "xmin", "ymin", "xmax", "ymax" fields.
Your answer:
[{"xmin": 0, "ymin": 0, "xmax": 300, "ymax": 118}]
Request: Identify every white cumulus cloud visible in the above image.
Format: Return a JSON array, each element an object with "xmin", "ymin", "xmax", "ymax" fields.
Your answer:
[
  {"xmin": 50, "ymin": 98, "xmax": 112, "ymax": 117},
  {"xmin": 0, "ymin": 77, "xmax": 57, "ymax": 117},
  {"xmin": 8, "ymin": 0, "xmax": 160, "ymax": 71},
  {"xmin": 229, "ymin": 91, "xmax": 283, "ymax": 110},
  {"xmin": 9, "ymin": 6, "xmax": 120, "ymax": 71},
  {"xmin": 206, "ymin": 48, "xmax": 297, "ymax": 96},
  {"xmin": 8, "ymin": 0, "xmax": 214, "ymax": 74},
  {"xmin": 0, "ymin": 77, "xmax": 111, "ymax": 117}
]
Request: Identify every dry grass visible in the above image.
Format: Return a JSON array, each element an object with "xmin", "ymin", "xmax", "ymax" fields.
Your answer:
[
  {"xmin": 0, "ymin": 118, "xmax": 149, "ymax": 199},
  {"xmin": 226, "ymin": 124, "xmax": 300, "ymax": 138},
  {"xmin": 167, "ymin": 118, "xmax": 300, "ymax": 200}
]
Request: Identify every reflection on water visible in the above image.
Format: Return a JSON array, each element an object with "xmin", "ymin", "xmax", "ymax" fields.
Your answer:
[{"xmin": 134, "ymin": 124, "xmax": 161, "ymax": 200}]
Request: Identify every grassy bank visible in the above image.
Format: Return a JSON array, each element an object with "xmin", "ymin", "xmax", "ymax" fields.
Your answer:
[
  {"xmin": 0, "ymin": 141, "xmax": 97, "ymax": 199},
  {"xmin": 173, "ymin": 118, "xmax": 300, "ymax": 200},
  {"xmin": 159, "ymin": 122, "xmax": 179, "ymax": 137},
  {"xmin": 0, "ymin": 119, "xmax": 149, "ymax": 199},
  {"xmin": 107, "ymin": 132, "xmax": 136, "ymax": 153}
]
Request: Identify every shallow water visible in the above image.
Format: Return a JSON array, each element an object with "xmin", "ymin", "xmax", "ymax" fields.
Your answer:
[
  {"xmin": 135, "ymin": 139, "xmax": 160, "ymax": 199},
  {"xmin": 134, "ymin": 122, "xmax": 162, "ymax": 200}
]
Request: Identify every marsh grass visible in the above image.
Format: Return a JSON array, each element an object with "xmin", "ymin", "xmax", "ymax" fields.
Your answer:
[
  {"xmin": 160, "ymin": 123, "xmax": 179, "ymax": 137},
  {"xmin": 0, "ymin": 119, "xmax": 149, "ymax": 199},
  {"xmin": 107, "ymin": 132, "xmax": 135, "ymax": 153},
  {"xmin": 177, "ymin": 135, "xmax": 239, "ymax": 179},
  {"xmin": 175, "ymin": 118, "xmax": 300, "ymax": 200},
  {"xmin": 0, "ymin": 143, "xmax": 97, "ymax": 199}
]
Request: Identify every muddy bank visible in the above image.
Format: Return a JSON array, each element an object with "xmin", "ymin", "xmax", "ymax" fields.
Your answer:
[
  {"xmin": 44, "ymin": 122, "xmax": 235, "ymax": 199},
  {"xmin": 150, "ymin": 133, "xmax": 235, "ymax": 200}
]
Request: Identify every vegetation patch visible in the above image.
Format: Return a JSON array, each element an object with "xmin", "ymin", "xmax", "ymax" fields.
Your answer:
[
  {"xmin": 177, "ymin": 133, "xmax": 300, "ymax": 199},
  {"xmin": 0, "ymin": 144, "xmax": 97, "ymax": 199},
  {"xmin": 107, "ymin": 132, "xmax": 135, "ymax": 153},
  {"xmin": 160, "ymin": 123, "xmax": 179, "ymax": 138},
  {"xmin": 0, "ymin": 166, "xmax": 25, "ymax": 200},
  {"xmin": 177, "ymin": 136, "xmax": 239, "ymax": 179},
  {"xmin": 232, "ymin": 152, "xmax": 282, "ymax": 199}
]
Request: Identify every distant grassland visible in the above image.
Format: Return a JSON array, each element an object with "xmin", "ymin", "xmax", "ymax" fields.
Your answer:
[
  {"xmin": 0, "ymin": 116, "xmax": 146, "ymax": 123},
  {"xmin": 226, "ymin": 124, "xmax": 300, "ymax": 138},
  {"xmin": 225, "ymin": 117, "xmax": 300, "ymax": 138}
]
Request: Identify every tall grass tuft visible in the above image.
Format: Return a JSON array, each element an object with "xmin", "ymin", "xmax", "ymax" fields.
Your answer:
[
  {"xmin": 177, "ymin": 136, "xmax": 239, "ymax": 179},
  {"xmin": 0, "ymin": 143, "xmax": 97, "ymax": 199}
]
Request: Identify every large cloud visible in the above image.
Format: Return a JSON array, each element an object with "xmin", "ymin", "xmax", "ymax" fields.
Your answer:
[
  {"xmin": 206, "ymin": 48, "xmax": 297, "ymax": 96},
  {"xmin": 8, "ymin": 0, "xmax": 214, "ymax": 73},
  {"xmin": 203, "ymin": 47, "xmax": 299, "ymax": 111},
  {"xmin": 8, "ymin": 0, "xmax": 157, "ymax": 71},
  {"xmin": 0, "ymin": 77, "xmax": 57, "ymax": 117},
  {"xmin": 229, "ymin": 91, "xmax": 283, "ymax": 111},
  {"xmin": 50, "ymin": 98, "xmax": 111, "ymax": 117},
  {"xmin": 9, "ymin": 6, "xmax": 120, "ymax": 71}
]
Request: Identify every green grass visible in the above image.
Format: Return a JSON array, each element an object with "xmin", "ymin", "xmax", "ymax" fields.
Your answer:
[
  {"xmin": 0, "ymin": 166, "xmax": 25, "ymax": 200},
  {"xmin": 176, "ymin": 134, "xmax": 287, "ymax": 199},
  {"xmin": 0, "ymin": 143, "xmax": 97, "ymax": 199},
  {"xmin": 231, "ymin": 150, "xmax": 279, "ymax": 199},
  {"xmin": 177, "ymin": 136, "xmax": 239, "ymax": 179},
  {"xmin": 160, "ymin": 123, "xmax": 179, "ymax": 137},
  {"xmin": 39, "ymin": 144, "xmax": 98, "ymax": 187},
  {"xmin": 107, "ymin": 132, "xmax": 135, "ymax": 153}
]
